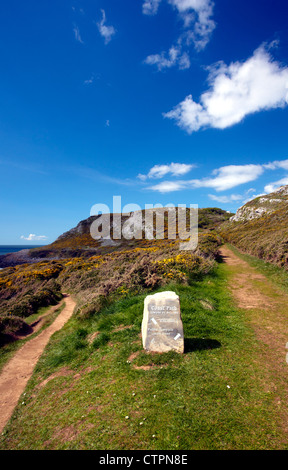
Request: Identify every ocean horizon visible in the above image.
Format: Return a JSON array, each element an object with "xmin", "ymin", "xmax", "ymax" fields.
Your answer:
[{"xmin": 0, "ymin": 245, "xmax": 46, "ymax": 257}]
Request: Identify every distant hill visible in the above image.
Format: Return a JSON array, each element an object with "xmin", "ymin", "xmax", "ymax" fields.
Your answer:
[
  {"xmin": 0, "ymin": 207, "xmax": 232, "ymax": 268},
  {"xmin": 220, "ymin": 185, "xmax": 288, "ymax": 268},
  {"xmin": 50, "ymin": 207, "xmax": 231, "ymax": 250}
]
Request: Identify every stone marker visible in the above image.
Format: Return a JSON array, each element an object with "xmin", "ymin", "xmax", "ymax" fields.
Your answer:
[{"xmin": 141, "ymin": 291, "xmax": 184, "ymax": 353}]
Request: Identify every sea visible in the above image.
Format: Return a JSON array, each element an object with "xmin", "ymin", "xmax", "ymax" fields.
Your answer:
[{"xmin": 0, "ymin": 245, "xmax": 45, "ymax": 269}]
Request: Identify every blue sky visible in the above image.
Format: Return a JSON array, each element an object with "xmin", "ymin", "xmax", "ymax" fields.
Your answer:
[{"xmin": 0, "ymin": 0, "xmax": 288, "ymax": 244}]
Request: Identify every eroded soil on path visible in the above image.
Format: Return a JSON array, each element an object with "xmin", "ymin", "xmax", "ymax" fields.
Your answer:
[
  {"xmin": 0, "ymin": 295, "xmax": 76, "ymax": 433},
  {"xmin": 220, "ymin": 245, "xmax": 288, "ymax": 356},
  {"xmin": 220, "ymin": 246, "xmax": 273, "ymax": 310},
  {"xmin": 220, "ymin": 246, "xmax": 288, "ymax": 437}
]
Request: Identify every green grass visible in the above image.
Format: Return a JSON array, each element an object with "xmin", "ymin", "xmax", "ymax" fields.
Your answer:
[
  {"xmin": 24, "ymin": 305, "xmax": 53, "ymax": 325},
  {"xmin": 1, "ymin": 264, "xmax": 287, "ymax": 450},
  {"xmin": 0, "ymin": 303, "xmax": 65, "ymax": 374}
]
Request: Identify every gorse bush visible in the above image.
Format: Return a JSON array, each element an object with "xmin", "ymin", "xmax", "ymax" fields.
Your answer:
[{"xmin": 0, "ymin": 232, "xmax": 221, "ymax": 338}]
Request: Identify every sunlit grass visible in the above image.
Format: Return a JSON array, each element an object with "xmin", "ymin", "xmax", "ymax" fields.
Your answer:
[{"xmin": 1, "ymin": 265, "xmax": 287, "ymax": 450}]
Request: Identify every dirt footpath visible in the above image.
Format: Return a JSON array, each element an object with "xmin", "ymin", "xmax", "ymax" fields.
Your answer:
[
  {"xmin": 220, "ymin": 246, "xmax": 273, "ymax": 309},
  {"xmin": 220, "ymin": 245, "xmax": 288, "ymax": 437},
  {"xmin": 0, "ymin": 295, "xmax": 76, "ymax": 433},
  {"xmin": 220, "ymin": 245, "xmax": 288, "ymax": 349}
]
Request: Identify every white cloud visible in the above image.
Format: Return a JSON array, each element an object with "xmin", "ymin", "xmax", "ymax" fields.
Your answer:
[
  {"xmin": 97, "ymin": 9, "xmax": 116, "ymax": 45},
  {"xmin": 84, "ymin": 77, "xmax": 94, "ymax": 85},
  {"xmin": 191, "ymin": 164, "xmax": 264, "ymax": 191},
  {"xmin": 263, "ymin": 161, "xmax": 288, "ymax": 193},
  {"xmin": 178, "ymin": 52, "xmax": 191, "ymax": 70},
  {"xmin": 144, "ymin": 46, "xmax": 190, "ymax": 71},
  {"xmin": 83, "ymin": 73, "xmax": 101, "ymax": 86},
  {"xmin": 146, "ymin": 163, "xmax": 264, "ymax": 193},
  {"xmin": 263, "ymin": 159, "xmax": 288, "ymax": 170},
  {"xmin": 143, "ymin": 0, "xmax": 215, "ymax": 71},
  {"xmin": 147, "ymin": 181, "xmax": 186, "ymax": 193},
  {"xmin": 169, "ymin": 0, "xmax": 215, "ymax": 51},
  {"xmin": 143, "ymin": 0, "xmax": 162, "ymax": 15},
  {"xmin": 209, "ymin": 187, "xmax": 267, "ymax": 204},
  {"xmin": 264, "ymin": 177, "xmax": 288, "ymax": 194},
  {"xmin": 208, "ymin": 194, "xmax": 243, "ymax": 204},
  {"xmin": 72, "ymin": 6, "xmax": 85, "ymax": 15},
  {"xmin": 73, "ymin": 25, "xmax": 84, "ymax": 44},
  {"xmin": 138, "ymin": 162, "xmax": 195, "ymax": 180},
  {"xmin": 164, "ymin": 44, "xmax": 288, "ymax": 132},
  {"xmin": 20, "ymin": 234, "xmax": 48, "ymax": 241},
  {"xmin": 140, "ymin": 158, "xmax": 288, "ymax": 197}
]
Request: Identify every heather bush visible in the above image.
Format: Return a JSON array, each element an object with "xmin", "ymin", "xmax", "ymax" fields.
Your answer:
[{"xmin": 0, "ymin": 229, "xmax": 221, "ymax": 331}]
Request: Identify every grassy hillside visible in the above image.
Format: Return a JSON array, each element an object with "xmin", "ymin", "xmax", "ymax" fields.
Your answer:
[
  {"xmin": 0, "ymin": 232, "xmax": 221, "ymax": 342},
  {"xmin": 2, "ymin": 261, "xmax": 288, "ymax": 450},
  {"xmin": 221, "ymin": 206, "xmax": 288, "ymax": 268},
  {"xmin": 219, "ymin": 185, "xmax": 288, "ymax": 268},
  {"xmin": 2, "ymin": 205, "xmax": 288, "ymax": 449},
  {"xmin": 0, "ymin": 207, "xmax": 230, "ymax": 341},
  {"xmin": 29, "ymin": 207, "xmax": 231, "ymax": 254}
]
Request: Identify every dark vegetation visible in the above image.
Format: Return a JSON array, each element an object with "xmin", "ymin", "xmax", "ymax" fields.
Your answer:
[
  {"xmin": 0, "ymin": 206, "xmax": 225, "ymax": 343},
  {"xmin": 198, "ymin": 207, "xmax": 232, "ymax": 229}
]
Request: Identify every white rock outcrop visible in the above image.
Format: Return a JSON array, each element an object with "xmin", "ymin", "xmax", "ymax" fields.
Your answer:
[{"xmin": 230, "ymin": 185, "xmax": 288, "ymax": 222}]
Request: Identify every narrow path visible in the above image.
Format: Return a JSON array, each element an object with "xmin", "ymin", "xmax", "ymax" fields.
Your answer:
[
  {"xmin": 220, "ymin": 246, "xmax": 273, "ymax": 309},
  {"xmin": 220, "ymin": 245, "xmax": 288, "ymax": 353},
  {"xmin": 0, "ymin": 294, "xmax": 76, "ymax": 433},
  {"xmin": 220, "ymin": 245, "xmax": 288, "ymax": 438}
]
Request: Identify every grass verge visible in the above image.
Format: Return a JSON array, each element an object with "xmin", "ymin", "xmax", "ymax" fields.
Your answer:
[
  {"xmin": 1, "ymin": 264, "xmax": 288, "ymax": 450},
  {"xmin": 227, "ymin": 244, "xmax": 288, "ymax": 294}
]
